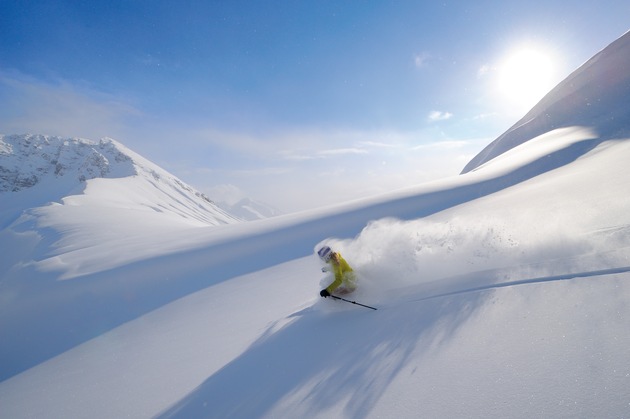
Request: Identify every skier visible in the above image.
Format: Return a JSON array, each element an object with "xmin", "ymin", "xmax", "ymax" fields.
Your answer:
[{"xmin": 317, "ymin": 245, "xmax": 357, "ymax": 297}]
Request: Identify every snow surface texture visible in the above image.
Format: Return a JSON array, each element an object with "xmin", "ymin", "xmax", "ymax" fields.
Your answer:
[{"xmin": 2, "ymin": 32, "xmax": 630, "ymax": 418}]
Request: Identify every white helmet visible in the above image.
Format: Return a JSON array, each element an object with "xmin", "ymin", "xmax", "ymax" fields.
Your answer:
[{"xmin": 317, "ymin": 246, "xmax": 332, "ymax": 262}]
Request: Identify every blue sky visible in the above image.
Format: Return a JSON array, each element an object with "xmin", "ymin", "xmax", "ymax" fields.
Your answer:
[{"xmin": 1, "ymin": 1, "xmax": 629, "ymax": 212}]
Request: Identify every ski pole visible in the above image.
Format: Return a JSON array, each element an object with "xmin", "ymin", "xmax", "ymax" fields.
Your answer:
[{"xmin": 329, "ymin": 295, "xmax": 377, "ymax": 310}]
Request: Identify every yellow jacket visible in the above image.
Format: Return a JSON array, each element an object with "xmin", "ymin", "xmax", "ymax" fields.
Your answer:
[{"xmin": 325, "ymin": 252, "xmax": 355, "ymax": 293}]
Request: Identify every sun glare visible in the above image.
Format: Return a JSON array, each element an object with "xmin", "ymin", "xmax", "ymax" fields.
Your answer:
[{"xmin": 496, "ymin": 47, "xmax": 556, "ymax": 111}]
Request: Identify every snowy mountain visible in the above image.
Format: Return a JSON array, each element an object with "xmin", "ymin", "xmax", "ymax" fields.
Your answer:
[
  {"xmin": 463, "ymin": 29, "xmax": 630, "ymax": 172},
  {"xmin": 0, "ymin": 134, "xmax": 242, "ymax": 279},
  {"xmin": 1, "ymin": 32, "xmax": 630, "ymax": 418},
  {"xmin": 218, "ymin": 197, "xmax": 284, "ymax": 221},
  {"xmin": 1, "ymin": 134, "xmax": 135, "ymax": 193},
  {"xmin": 0, "ymin": 134, "xmax": 240, "ymax": 227}
]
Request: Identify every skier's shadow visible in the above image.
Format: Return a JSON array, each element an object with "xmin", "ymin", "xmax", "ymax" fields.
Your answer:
[{"xmin": 157, "ymin": 290, "xmax": 486, "ymax": 418}]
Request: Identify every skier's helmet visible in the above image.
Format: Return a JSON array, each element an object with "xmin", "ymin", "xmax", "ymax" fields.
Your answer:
[{"xmin": 317, "ymin": 246, "xmax": 333, "ymax": 262}]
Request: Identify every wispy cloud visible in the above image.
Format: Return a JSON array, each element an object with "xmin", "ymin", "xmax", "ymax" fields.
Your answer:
[
  {"xmin": 412, "ymin": 140, "xmax": 470, "ymax": 150},
  {"xmin": 278, "ymin": 146, "xmax": 368, "ymax": 162},
  {"xmin": 413, "ymin": 52, "xmax": 430, "ymax": 68},
  {"xmin": 278, "ymin": 151, "xmax": 316, "ymax": 162},
  {"xmin": 428, "ymin": 110, "xmax": 453, "ymax": 122},
  {"xmin": 356, "ymin": 140, "xmax": 401, "ymax": 149},
  {"xmin": 0, "ymin": 70, "xmax": 142, "ymax": 139},
  {"xmin": 477, "ymin": 64, "xmax": 492, "ymax": 77},
  {"xmin": 204, "ymin": 183, "xmax": 244, "ymax": 205},
  {"xmin": 318, "ymin": 148, "xmax": 368, "ymax": 156},
  {"xmin": 471, "ymin": 112, "xmax": 498, "ymax": 120}
]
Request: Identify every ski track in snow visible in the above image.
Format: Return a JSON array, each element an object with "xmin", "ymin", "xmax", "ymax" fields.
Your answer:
[
  {"xmin": 404, "ymin": 264, "xmax": 630, "ymax": 306},
  {"xmin": 154, "ymin": 268, "xmax": 630, "ymax": 419}
]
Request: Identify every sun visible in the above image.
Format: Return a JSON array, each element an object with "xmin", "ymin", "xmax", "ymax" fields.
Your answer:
[{"xmin": 496, "ymin": 46, "xmax": 556, "ymax": 111}]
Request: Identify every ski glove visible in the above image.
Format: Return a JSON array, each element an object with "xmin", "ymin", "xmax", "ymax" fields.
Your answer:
[{"xmin": 320, "ymin": 289, "xmax": 330, "ymax": 298}]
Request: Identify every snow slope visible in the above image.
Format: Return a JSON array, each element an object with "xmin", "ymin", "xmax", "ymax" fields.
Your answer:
[
  {"xmin": 1, "ymin": 32, "xmax": 630, "ymax": 418},
  {"xmin": 0, "ymin": 134, "xmax": 241, "ymax": 280},
  {"xmin": 462, "ymin": 29, "xmax": 630, "ymax": 173}
]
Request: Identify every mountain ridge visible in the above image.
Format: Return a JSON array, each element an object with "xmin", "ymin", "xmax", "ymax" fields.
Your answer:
[
  {"xmin": 462, "ymin": 29, "xmax": 630, "ymax": 173},
  {"xmin": 0, "ymin": 134, "xmax": 241, "ymax": 228},
  {"xmin": 1, "ymin": 134, "xmax": 137, "ymax": 193}
]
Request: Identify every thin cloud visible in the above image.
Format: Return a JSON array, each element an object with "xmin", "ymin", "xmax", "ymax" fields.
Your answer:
[
  {"xmin": 356, "ymin": 140, "xmax": 401, "ymax": 149},
  {"xmin": 230, "ymin": 167, "xmax": 293, "ymax": 177},
  {"xmin": 279, "ymin": 153, "xmax": 316, "ymax": 162},
  {"xmin": 414, "ymin": 52, "xmax": 430, "ymax": 68},
  {"xmin": 0, "ymin": 70, "xmax": 142, "ymax": 139},
  {"xmin": 318, "ymin": 148, "xmax": 368, "ymax": 156},
  {"xmin": 279, "ymin": 146, "xmax": 369, "ymax": 162},
  {"xmin": 196, "ymin": 165, "xmax": 293, "ymax": 177},
  {"xmin": 412, "ymin": 140, "xmax": 470, "ymax": 150},
  {"xmin": 204, "ymin": 183, "xmax": 245, "ymax": 205},
  {"xmin": 471, "ymin": 112, "xmax": 498, "ymax": 120},
  {"xmin": 477, "ymin": 64, "xmax": 492, "ymax": 77},
  {"xmin": 428, "ymin": 110, "xmax": 453, "ymax": 122}
]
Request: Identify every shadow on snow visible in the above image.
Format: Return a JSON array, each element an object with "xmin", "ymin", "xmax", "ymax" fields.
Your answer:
[{"xmin": 157, "ymin": 290, "xmax": 487, "ymax": 418}]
